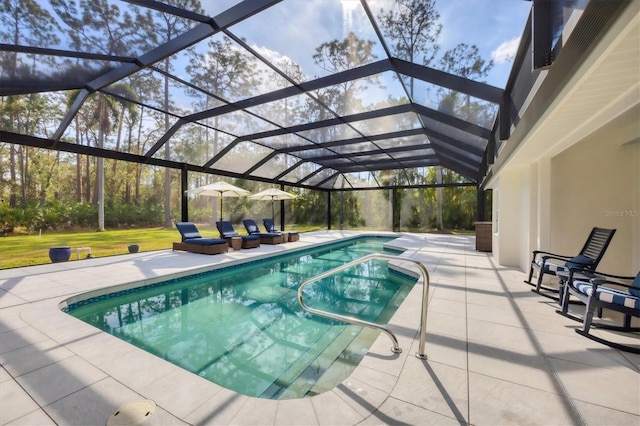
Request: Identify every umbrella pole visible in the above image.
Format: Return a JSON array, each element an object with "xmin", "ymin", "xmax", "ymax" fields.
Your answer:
[
  {"xmin": 272, "ymin": 197, "xmax": 275, "ymax": 222},
  {"xmin": 220, "ymin": 194, "xmax": 223, "ymax": 221}
]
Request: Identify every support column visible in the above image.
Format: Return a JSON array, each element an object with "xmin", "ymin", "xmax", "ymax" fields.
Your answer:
[
  {"xmin": 181, "ymin": 165, "xmax": 188, "ymax": 222},
  {"xmin": 476, "ymin": 186, "xmax": 486, "ymax": 221},
  {"xmin": 327, "ymin": 191, "xmax": 332, "ymax": 230},
  {"xmin": 537, "ymin": 158, "xmax": 552, "ymax": 251},
  {"xmin": 280, "ymin": 183, "xmax": 285, "ymax": 231},
  {"xmin": 391, "ymin": 189, "xmax": 396, "ymax": 232}
]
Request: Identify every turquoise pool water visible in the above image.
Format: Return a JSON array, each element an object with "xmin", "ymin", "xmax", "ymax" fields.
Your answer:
[{"xmin": 65, "ymin": 237, "xmax": 416, "ymax": 399}]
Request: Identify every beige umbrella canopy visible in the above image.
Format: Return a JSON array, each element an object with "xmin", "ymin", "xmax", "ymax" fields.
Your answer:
[
  {"xmin": 249, "ymin": 188, "xmax": 297, "ymax": 221},
  {"xmin": 187, "ymin": 181, "xmax": 251, "ymax": 220}
]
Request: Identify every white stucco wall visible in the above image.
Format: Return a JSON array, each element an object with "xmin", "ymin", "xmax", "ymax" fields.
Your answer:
[
  {"xmin": 492, "ymin": 168, "xmax": 532, "ymax": 269},
  {"xmin": 492, "ymin": 107, "xmax": 639, "ymax": 275},
  {"xmin": 549, "ymin": 107, "xmax": 639, "ymax": 275}
]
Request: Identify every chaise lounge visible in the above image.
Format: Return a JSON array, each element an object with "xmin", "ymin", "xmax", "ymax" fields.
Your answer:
[
  {"xmin": 216, "ymin": 221, "xmax": 260, "ymax": 249},
  {"xmin": 173, "ymin": 222, "xmax": 229, "ymax": 255},
  {"xmin": 263, "ymin": 218, "xmax": 299, "ymax": 242},
  {"xmin": 242, "ymin": 219, "xmax": 283, "ymax": 244}
]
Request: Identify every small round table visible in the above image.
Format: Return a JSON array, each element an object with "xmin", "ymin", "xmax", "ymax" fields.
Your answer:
[{"xmin": 230, "ymin": 236, "xmax": 242, "ymax": 250}]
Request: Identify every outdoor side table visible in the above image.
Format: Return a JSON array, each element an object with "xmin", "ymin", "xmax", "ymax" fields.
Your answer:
[{"xmin": 230, "ymin": 237, "xmax": 242, "ymax": 250}]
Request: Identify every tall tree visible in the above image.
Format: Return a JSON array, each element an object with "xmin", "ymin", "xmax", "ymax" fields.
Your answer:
[
  {"xmin": 437, "ymin": 43, "xmax": 494, "ymax": 228},
  {"xmin": 186, "ymin": 35, "xmax": 259, "ymax": 222},
  {"xmin": 151, "ymin": 0, "xmax": 203, "ymax": 227},
  {"xmin": 313, "ymin": 31, "xmax": 379, "ymax": 116},
  {"xmin": 0, "ymin": 0, "xmax": 60, "ymax": 207},
  {"xmin": 378, "ymin": 0, "xmax": 442, "ymax": 227},
  {"xmin": 311, "ymin": 32, "xmax": 379, "ymax": 228},
  {"xmin": 378, "ymin": 0, "xmax": 441, "ymax": 98},
  {"xmin": 51, "ymin": 0, "xmax": 156, "ymax": 228}
]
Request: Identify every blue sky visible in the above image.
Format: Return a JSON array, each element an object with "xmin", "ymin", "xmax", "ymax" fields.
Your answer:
[{"xmin": 218, "ymin": 0, "xmax": 532, "ymax": 89}]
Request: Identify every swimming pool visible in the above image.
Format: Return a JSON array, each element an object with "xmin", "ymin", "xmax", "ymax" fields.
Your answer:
[{"xmin": 64, "ymin": 236, "xmax": 416, "ymax": 399}]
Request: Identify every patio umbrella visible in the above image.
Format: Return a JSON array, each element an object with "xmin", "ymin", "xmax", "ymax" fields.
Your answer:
[
  {"xmin": 249, "ymin": 188, "xmax": 297, "ymax": 222},
  {"xmin": 187, "ymin": 181, "xmax": 251, "ymax": 220}
]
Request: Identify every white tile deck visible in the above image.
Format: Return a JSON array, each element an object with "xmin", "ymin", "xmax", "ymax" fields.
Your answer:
[{"xmin": 1, "ymin": 231, "xmax": 638, "ymax": 425}]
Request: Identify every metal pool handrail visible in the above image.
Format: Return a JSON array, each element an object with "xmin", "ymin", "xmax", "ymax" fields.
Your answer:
[{"xmin": 297, "ymin": 253, "xmax": 430, "ymax": 359}]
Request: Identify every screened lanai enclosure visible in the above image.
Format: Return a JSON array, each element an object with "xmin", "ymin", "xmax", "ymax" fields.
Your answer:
[{"xmin": 1, "ymin": 0, "xmax": 616, "ymax": 231}]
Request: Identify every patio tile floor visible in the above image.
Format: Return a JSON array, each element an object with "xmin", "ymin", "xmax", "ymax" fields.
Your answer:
[{"xmin": 1, "ymin": 231, "xmax": 638, "ymax": 425}]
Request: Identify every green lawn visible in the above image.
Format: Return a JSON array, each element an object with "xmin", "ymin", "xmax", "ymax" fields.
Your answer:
[
  {"xmin": 0, "ymin": 225, "xmax": 471, "ymax": 269},
  {"xmin": 0, "ymin": 225, "xmax": 322, "ymax": 269}
]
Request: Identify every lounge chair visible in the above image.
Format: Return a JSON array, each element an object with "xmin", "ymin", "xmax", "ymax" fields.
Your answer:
[
  {"xmin": 525, "ymin": 227, "xmax": 616, "ymax": 300},
  {"xmin": 173, "ymin": 222, "xmax": 228, "ymax": 255},
  {"xmin": 556, "ymin": 270, "xmax": 640, "ymax": 353},
  {"xmin": 242, "ymin": 219, "xmax": 283, "ymax": 244},
  {"xmin": 263, "ymin": 218, "xmax": 300, "ymax": 242},
  {"xmin": 216, "ymin": 221, "xmax": 260, "ymax": 249}
]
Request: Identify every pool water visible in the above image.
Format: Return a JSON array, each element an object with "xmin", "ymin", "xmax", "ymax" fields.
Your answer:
[{"xmin": 65, "ymin": 237, "xmax": 416, "ymax": 399}]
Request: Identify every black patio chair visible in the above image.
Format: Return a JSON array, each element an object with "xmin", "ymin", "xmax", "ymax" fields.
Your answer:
[
  {"xmin": 525, "ymin": 227, "xmax": 616, "ymax": 300},
  {"xmin": 556, "ymin": 270, "xmax": 640, "ymax": 353}
]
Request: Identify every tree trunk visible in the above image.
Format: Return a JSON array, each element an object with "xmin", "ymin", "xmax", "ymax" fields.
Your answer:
[
  {"xmin": 85, "ymin": 144, "xmax": 91, "ymax": 203},
  {"xmin": 436, "ymin": 166, "xmax": 443, "ymax": 230},
  {"xmin": 97, "ymin": 128, "xmax": 105, "ymax": 231},
  {"xmin": 135, "ymin": 106, "xmax": 145, "ymax": 204},
  {"xmin": 97, "ymin": 100, "xmax": 105, "ymax": 231},
  {"xmin": 9, "ymin": 143, "xmax": 16, "ymax": 207},
  {"xmin": 75, "ymin": 122, "xmax": 82, "ymax": 202}
]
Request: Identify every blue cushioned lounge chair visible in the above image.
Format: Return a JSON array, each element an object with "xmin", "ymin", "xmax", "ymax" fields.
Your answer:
[
  {"xmin": 173, "ymin": 222, "xmax": 228, "ymax": 255},
  {"xmin": 263, "ymin": 218, "xmax": 299, "ymax": 242},
  {"xmin": 525, "ymin": 227, "xmax": 616, "ymax": 300},
  {"xmin": 216, "ymin": 221, "xmax": 260, "ymax": 249},
  {"xmin": 556, "ymin": 270, "xmax": 640, "ymax": 353},
  {"xmin": 242, "ymin": 219, "xmax": 283, "ymax": 244}
]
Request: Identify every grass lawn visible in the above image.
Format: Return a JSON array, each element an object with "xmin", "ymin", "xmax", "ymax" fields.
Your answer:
[
  {"xmin": 0, "ymin": 224, "xmax": 324, "ymax": 269},
  {"xmin": 0, "ymin": 227, "xmax": 178, "ymax": 269},
  {"xmin": 0, "ymin": 225, "xmax": 472, "ymax": 269}
]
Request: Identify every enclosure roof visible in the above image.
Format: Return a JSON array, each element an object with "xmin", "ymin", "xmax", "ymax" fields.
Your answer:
[{"xmin": 0, "ymin": 0, "xmax": 533, "ymax": 190}]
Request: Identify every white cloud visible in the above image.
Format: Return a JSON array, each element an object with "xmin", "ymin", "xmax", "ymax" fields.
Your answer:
[{"xmin": 492, "ymin": 36, "xmax": 520, "ymax": 64}]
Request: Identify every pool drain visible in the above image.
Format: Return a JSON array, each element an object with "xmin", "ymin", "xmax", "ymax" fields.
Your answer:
[{"xmin": 106, "ymin": 399, "xmax": 156, "ymax": 425}]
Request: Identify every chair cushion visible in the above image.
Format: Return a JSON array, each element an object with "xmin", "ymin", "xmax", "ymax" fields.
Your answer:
[
  {"xmin": 259, "ymin": 232, "xmax": 281, "ymax": 237},
  {"xmin": 241, "ymin": 235, "xmax": 260, "ymax": 241},
  {"xmin": 630, "ymin": 273, "xmax": 640, "ymax": 297},
  {"xmin": 575, "ymin": 280, "xmax": 640, "ymax": 309},
  {"xmin": 176, "ymin": 222, "xmax": 202, "ymax": 240},
  {"xmin": 565, "ymin": 254, "xmax": 594, "ymax": 270},
  {"xmin": 182, "ymin": 232, "xmax": 202, "ymax": 240},
  {"xmin": 263, "ymin": 219, "xmax": 277, "ymax": 232},
  {"xmin": 535, "ymin": 259, "xmax": 562, "ymax": 273},
  {"xmin": 185, "ymin": 238, "xmax": 227, "ymax": 246},
  {"xmin": 243, "ymin": 220, "xmax": 260, "ymax": 234}
]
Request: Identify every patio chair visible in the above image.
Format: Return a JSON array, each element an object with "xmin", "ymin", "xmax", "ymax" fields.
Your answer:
[
  {"xmin": 173, "ymin": 222, "xmax": 229, "ymax": 255},
  {"xmin": 556, "ymin": 270, "xmax": 640, "ymax": 353},
  {"xmin": 216, "ymin": 221, "xmax": 260, "ymax": 249},
  {"xmin": 525, "ymin": 227, "xmax": 616, "ymax": 300},
  {"xmin": 263, "ymin": 218, "xmax": 300, "ymax": 242},
  {"xmin": 242, "ymin": 219, "xmax": 283, "ymax": 244}
]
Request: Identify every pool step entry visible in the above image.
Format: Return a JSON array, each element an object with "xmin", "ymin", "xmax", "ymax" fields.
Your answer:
[
  {"xmin": 260, "ymin": 324, "xmax": 370, "ymax": 399},
  {"xmin": 298, "ymin": 253, "xmax": 431, "ymax": 359},
  {"xmin": 305, "ymin": 327, "xmax": 379, "ymax": 396}
]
